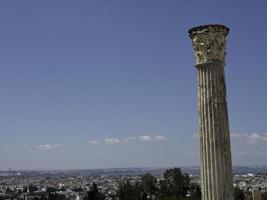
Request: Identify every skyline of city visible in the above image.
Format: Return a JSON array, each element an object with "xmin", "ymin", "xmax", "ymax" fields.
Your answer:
[{"xmin": 1, "ymin": 0, "xmax": 267, "ymax": 170}]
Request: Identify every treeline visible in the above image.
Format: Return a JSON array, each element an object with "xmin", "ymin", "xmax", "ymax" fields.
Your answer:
[
  {"xmin": 84, "ymin": 167, "xmax": 267, "ymax": 200},
  {"xmin": 83, "ymin": 167, "xmax": 201, "ymax": 200},
  {"xmin": 3, "ymin": 167, "xmax": 265, "ymax": 200}
]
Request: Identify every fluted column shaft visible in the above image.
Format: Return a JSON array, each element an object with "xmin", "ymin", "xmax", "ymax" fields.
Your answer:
[
  {"xmin": 188, "ymin": 24, "xmax": 234, "ymax": 200},
  {"xmin": 197, "ymin": 61, "xmax": 233, "ymax": 200}
]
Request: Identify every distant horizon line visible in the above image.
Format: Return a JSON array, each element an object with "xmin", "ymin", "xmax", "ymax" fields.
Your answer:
[{"xmin": 1, "ymin": 165, "xmax": 267, "ymax": 172}]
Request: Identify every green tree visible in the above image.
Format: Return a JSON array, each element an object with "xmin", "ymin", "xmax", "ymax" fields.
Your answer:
[
  {"xmin": 141, "ymin": 173, "xmax": 158, "ymax": 198},
  {"xmin": 73, "ymin": 187, "xmax": 84, "ymax": 192},
  {"xmin": 188, "ymin": 183, "xmax": 201, "ymax": 200},
  {"xmin": 83, "ymin": 183, "xmax": 105, "ymax": 200},
  {"xmin": 233, "ymin": 187, "xmax": 245, "ymax": 200},
  {"xmin": 117, "ymin": 180, "xmax": 143, "ymax": 200},
  {"xmin": 48, "ymin": 193, "xmax": 68, "ymax": 200},
  {"xmin": 157, "ymin": 196, "xmax": 184, "ymax": 200},
  {"xmin": 28, "ymin": 185, "xmax": 38, "ymax": 194},
  {"xmin": 47, "ymin": 187, "xmax": 57, "ymax": 193},
  {"xmin": 5, "ymin": 187, "xmax": 13, "ymax": 194},
  {"xmin": 262, "ymin": 191, "xmax": 267, "ymax": 200},
  {"xmin": 159, "ymin": 168, "xmax": 190, "ymax": 199}
]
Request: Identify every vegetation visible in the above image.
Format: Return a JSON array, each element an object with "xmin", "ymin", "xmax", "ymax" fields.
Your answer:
[
  {"xmin": 141, "ymin": 173, "xmax": 158, "ymax": 198},
  {"xmin": 47, "ymin": 193, "xmax": 68, "ymax": 200},
  {"xmin": 83, "ymin": 182, "xmax": 105, "ymax": 200},
  {"xmin": 6, "ymin": 167, "xmax": 263, "ymax": 200},
  {"xmin": 116, "ymin": 167, "xmax": 200, "ymax": 200},
  {"xmin": 117, "ymin": 181, "xmax": 144, "ymax": 200},
  {"xmin": 262, "ymin": 191, "xmax": 267, "ymax": 200},
  {"xmin": 233, "ymin": 187, "xmax": 245, "ymax": 200},
  {"xmin": 188, "ymin": 183, "xmax": 201, "ymax": 200}
]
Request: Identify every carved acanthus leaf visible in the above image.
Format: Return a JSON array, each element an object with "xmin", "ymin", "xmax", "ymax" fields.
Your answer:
[{"xmin": 189, "ymin": 25, "xmax": 229, "ymax": 64}]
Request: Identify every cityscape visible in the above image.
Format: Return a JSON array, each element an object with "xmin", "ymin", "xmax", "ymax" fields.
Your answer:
[
  {"xmin": 0, "ymin": 167, "xmax": 267, "ymax": 200},
  {"xmin": 1, "ymin": 1, "xmax": 267, "ymax": 200}
]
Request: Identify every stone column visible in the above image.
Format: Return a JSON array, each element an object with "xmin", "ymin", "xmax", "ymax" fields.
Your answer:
[{"xmin": 188, "ymin": 24, "xmax": 234, "ymax": 200}]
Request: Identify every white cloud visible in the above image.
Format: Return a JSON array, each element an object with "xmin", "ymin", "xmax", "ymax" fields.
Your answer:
[
  {"xmin": 231, "ymin": 133, "xmax": 267, "ymax": 144},
  {"xmin": 247, "ymin": 133, "xmax": 267, "ymax": 143},
  {"xmin": 123, "ymin": 137, "xmax": 137, "ymax": 143},
  {"xmin": 154, "ymin": 135, "xmax": 167, "ymax": 142},
  {"xmin": 139, "ymin": 135, "xmax": 167, "ymax": 142},
  {"xmin": 90, "ymin": 135, "xmax": 168, "ymax": 145},
  {"xmin": 89, "ymin": 140, "xmax": 100, "ymax": 145},
  {"xmin": 231, "ymin": 133, "xmax": 242, "ymax": 138},
  {"xmin": 139, "ymin": 135, "xmax": 153, "ymax": 142},
  {"xmin": 53, "ymin": 144, "xmax": 63, "ymax": 148},
  {"xmin": 34, "ymin": 144, "xmax": 64, "ymax": 152},
  {"xmin": 104, "ymin": 138, "xmax": 121, "ymax": 145},
  {"xmin": 36, "ymin": 144, "xmax": 53, "ymax": 151}
]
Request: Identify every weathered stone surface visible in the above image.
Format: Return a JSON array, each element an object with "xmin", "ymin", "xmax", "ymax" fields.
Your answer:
[
  {"xmin": 189, "ymin": 24, "xmax": 234, "ymax": 200},
  {"xmin": 188, "ymin": 24, "xmax": 229, "ymax": 65}
]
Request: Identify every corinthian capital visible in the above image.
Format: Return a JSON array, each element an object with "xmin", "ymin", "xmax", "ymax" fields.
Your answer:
[{"xmin": 188, "ymin": 24, "xmax": 230, "ymax": 65}]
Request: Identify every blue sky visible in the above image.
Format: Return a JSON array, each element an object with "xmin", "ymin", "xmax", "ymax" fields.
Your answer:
[{"xmin": 0, "ymin": 0, "xmax": 267, "ymax": 170}]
